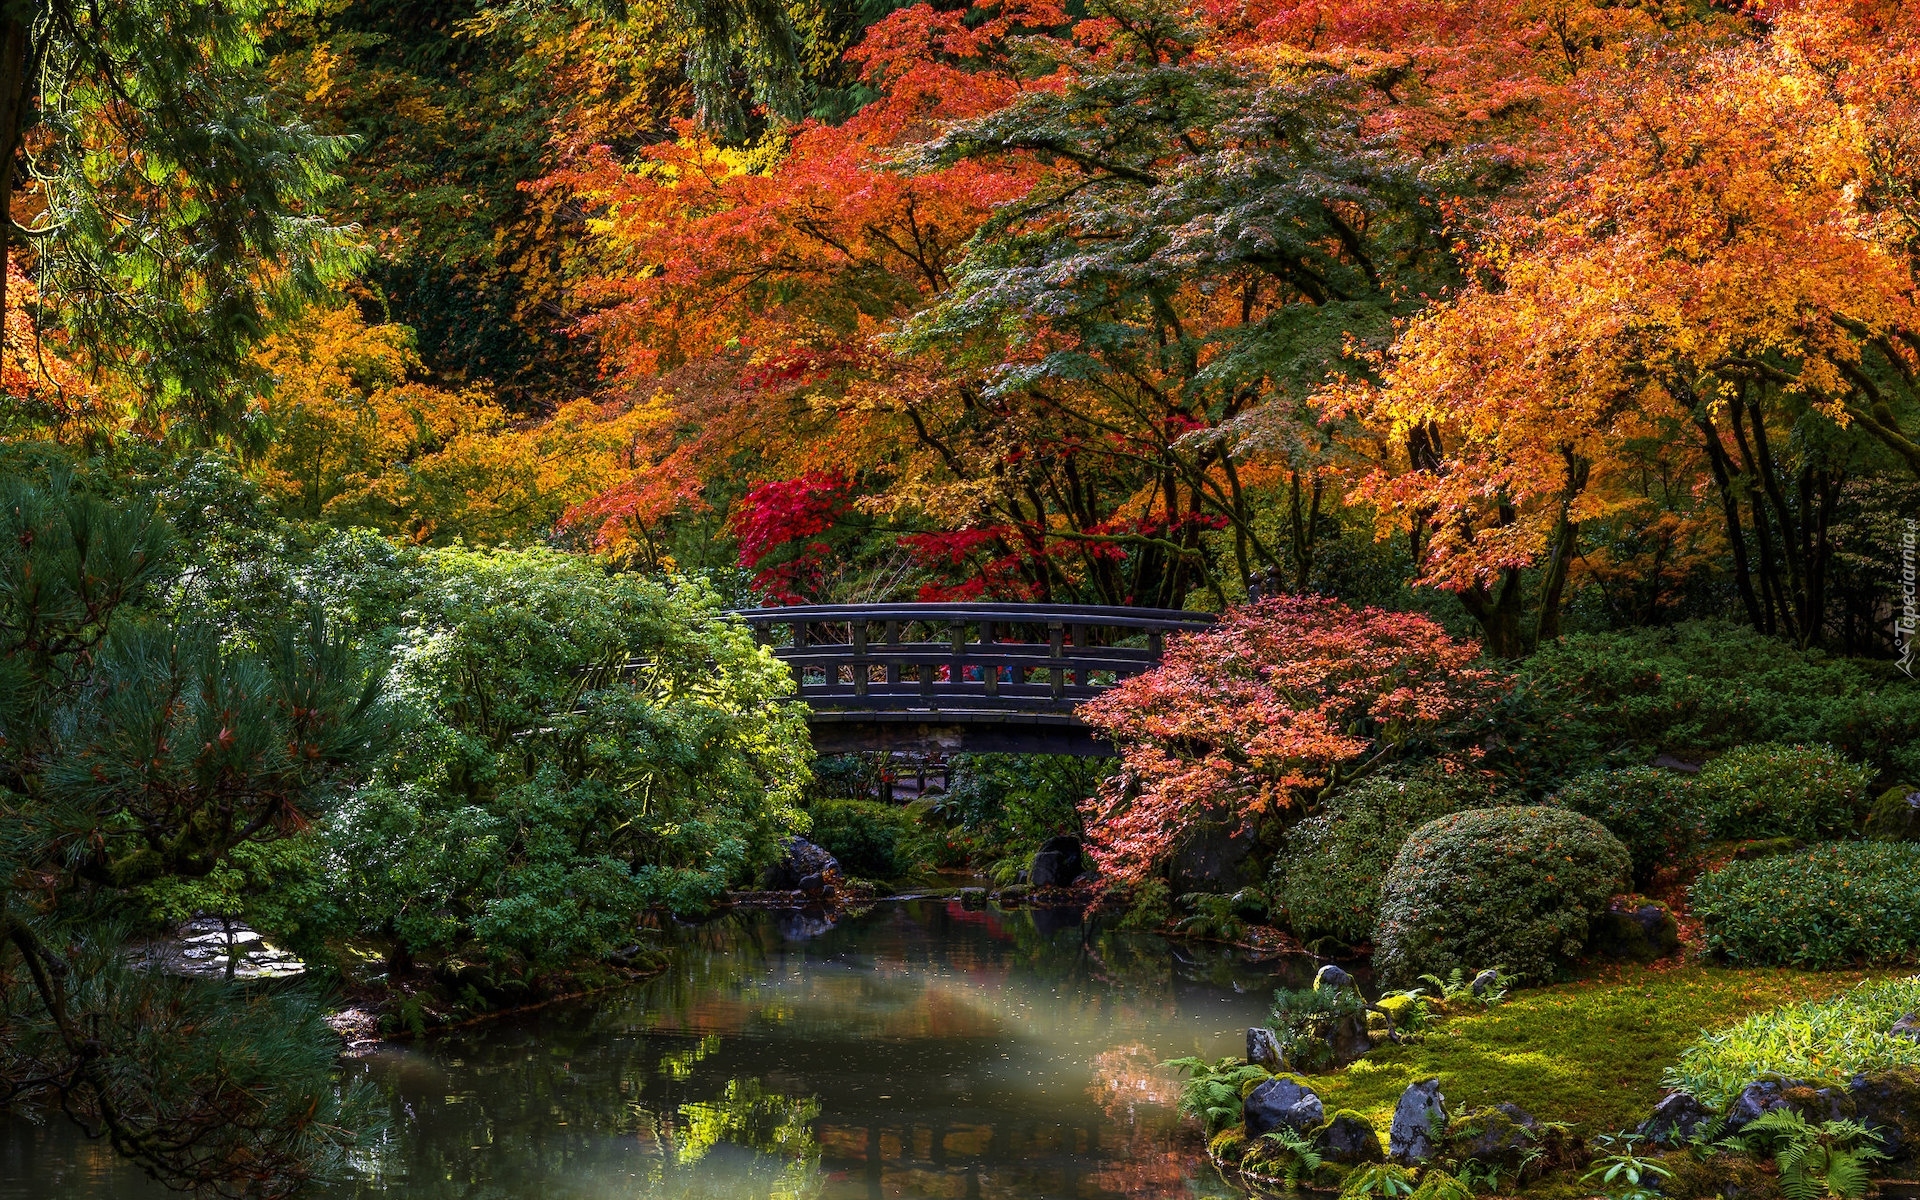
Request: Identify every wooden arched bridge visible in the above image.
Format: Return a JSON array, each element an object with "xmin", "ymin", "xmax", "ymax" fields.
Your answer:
[{"xmin": 734, "ymin": 603, "xmax": 1214, "ymax": 756}]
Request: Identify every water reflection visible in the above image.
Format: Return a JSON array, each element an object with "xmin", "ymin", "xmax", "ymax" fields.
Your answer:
[{"xmin": 4, "ymin": 900, "xmax": 1319, "ymax": 1200}]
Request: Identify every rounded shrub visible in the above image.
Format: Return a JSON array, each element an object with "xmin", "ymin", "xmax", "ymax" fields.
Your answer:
[
  {"xmin": 1553, "ymin": 767, "xmax": 1708, "ymax": 885},
  {"xmin": 1690, "ymin": 842, "xmax": 1920, "ymax": 967},
  {"xmin": 804, "ymin": 799, "xmax": 931, "ymax": 880},
  {"xmin": 1273, "ymin": 769, "xmax": 1505, "ymax": 947},
  {"xmin": 1695, "ymin": 743, "xmax": 1874, "ymax": 842},
  {"xmin": 1373, "ymin": 807, "xmax": 1631, "ymax": 986}
]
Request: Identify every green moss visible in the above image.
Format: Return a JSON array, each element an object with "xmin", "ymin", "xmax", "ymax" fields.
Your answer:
[{"xmin": 1302, "ymin": 964, "xmax": 1888, "ymax": 1135}]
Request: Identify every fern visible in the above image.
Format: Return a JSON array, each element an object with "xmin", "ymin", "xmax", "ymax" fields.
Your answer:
[
  {"xmin": 1737, "ymin": 1110, "xmax": 1887, "ymax": 1200},
  {"xmin": 1258, "ymin": 1124, "xmax": 1326, "ymax": 1187},
  {"xmin": 1341, "ymin": 1162, "xmax": 1418, "ymax": 1199}
]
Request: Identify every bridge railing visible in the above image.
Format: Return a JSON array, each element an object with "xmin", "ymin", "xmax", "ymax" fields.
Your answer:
[{"xmin": 733, "ymin": 602, "xmax": 1214, "ymax": 714}]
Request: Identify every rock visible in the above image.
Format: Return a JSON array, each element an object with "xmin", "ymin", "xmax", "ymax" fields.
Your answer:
[
  {"xmin": 1243, "ymin": 1077, "xmax": 1324, "ymax": 1139},
  {"xmin": 1638, "ymin": 1091, "xmax": 1716, "ymax": 1146},
  {"xmin": 1376, "ymin": 992, "xmax": 1422, "ymax": 1030},
  {"xmin": 1470, "ymin": 969, "xmax": 1501, "ymax": 997},
  {"xmin": 1652, "ymin": 753, "xmax": 1705, "ymax": 774},
  {"xmin": 762, "ymin": 837, "xmax": 841, "ymax": 890},
  {"xmin": 1847, "ymin": 1068, "xmax": 1920, "ymax": 1165},
  {"xmin": 1723, "ymin": 1079, "xmax": 1807, "ymax": 1133},
  {"xmin": 1445, "ymin": 1103, "xmax": 1545, "ymax": 1180},
  {"xmin": 1314, "ymin": 963, "xmax": 1356, "ymax": 993},
  {"xmin": 1389, "ymin": 1078, "xmax": 1446, "ymax": 1165},
  {"xmin": 1170, "ymin": 819, "xmax": 1260, "ymax": 893},
  {"xmin": 1864, "ymin": 786, "xmax": 1920, "ymax": 842},
  {"xmin": 957, "ymin": 887, "xmax": 988, "ymax": 910},
  {"xmin": 1892, "ymin": 1013, "xmax": 1920, "ymax": 1044},
  {"xmin": 1316, "ymin": 1110, "xmax": 1386, "ymax": 1164},
  {"xmin": 994, "ymin": 883, "xmax": 1031, "ymax": 907},
  {"xmin": 1734, "ymin": 837, "xmax": 1804, "ymax": 862},
  {"xmin": 1029, "ymin": 836, "xmax": 1084, "ymax": 888},
  {"xmin": 1247, "ymin": 1026, "xmax": 1284, "ymax": 1071},
  {"xmin": 1591, "ymin": 898, "xmax": 1682, "ymax": 962},
  {"xmin": 797, "ymin": 873, "xmax": 826, "ymax": 897},
  {"xmin": 1328, "ymin": 1013, "xmax": 1374, "ymax": 1067}
]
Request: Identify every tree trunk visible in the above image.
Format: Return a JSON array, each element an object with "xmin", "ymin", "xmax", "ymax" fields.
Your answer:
[{"xmin": 0, "ymin": 13, "xmax": 33, "ymax": 323}]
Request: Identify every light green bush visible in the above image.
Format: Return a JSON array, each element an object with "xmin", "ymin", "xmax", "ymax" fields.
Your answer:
[
  {"xmin": 1667, "ymin": 976, "xmax": 1920, "ymax": 1106},
  {"xmin": 1695, "ymin": 743, "xmax": 1874, "ymax": 842},
  {"xmin": 1273, "ymin": 769, "xmax": 1505, "ymax": 947},
  {"xmin": 1690, "ymin": 842, "xmax": 1920, "ymax": 968},
  {"xmin": 1553, "ymin": 767, "xmax": 1707, "ymax": 886},
  {"xmin": 325, "ymin": 547, "xmax": 812, "ymax": 968},
  {"xmin": 1373, "ymin": 807, "xmax": 1630, "ymax": 986},
  {"xmin": 805, "ymin": 798, "xmax": 933, "ymax": 880}
]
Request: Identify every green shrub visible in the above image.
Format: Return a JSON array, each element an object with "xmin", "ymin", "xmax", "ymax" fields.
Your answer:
[
  {"xmin": 1695, "ymin": 744, "xmax": 1875, "ymax": 842},
  {"xmin": 1373, "ymin": 807, "xmax": 1631, "ymax": 986},
  {"xmin": 1553, "ymin": 768, "xmax": 1708, "ymax": 886},
  {"xmin": 1690, "ymin": 843, "xmax": 1920, "ymax": 968},
  {"xmin": 1666, "ymin": 976, "xmax": 1920, "ymax": 1106},
  {"xmin": 805, "ymin": 798, "xmax": 932, "ymax": 880},
  {"xmin": 1519, "ymin": 622, "xmax": 1920, "ymax": 781},
  {"xmin": 1273, "ymin": 769, "xmax": 1508, "ymax": 948},
  {"xmin": 325, "ymin": 548, "xmax": 812, "ymax": 966},
  {"xmin": 1269, "ymin": 985, "xmax": 1370, "ymax": 1071}
]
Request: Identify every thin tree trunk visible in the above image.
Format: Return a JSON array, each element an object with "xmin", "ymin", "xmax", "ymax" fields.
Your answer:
[{"xmin": 0, "ymin": 14, "xmax": 33, "ymax": 324}]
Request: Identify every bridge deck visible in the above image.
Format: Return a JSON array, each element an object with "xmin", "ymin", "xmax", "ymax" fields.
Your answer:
[{"xmin": 734, "ymin": 603, "xmax": 1212, "ymax": 755}]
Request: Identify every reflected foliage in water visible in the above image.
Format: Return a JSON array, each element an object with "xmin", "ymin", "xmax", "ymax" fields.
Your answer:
[{"xmin": 5, "ymin": 900, "xmax": 1316, "ymax": 1200}]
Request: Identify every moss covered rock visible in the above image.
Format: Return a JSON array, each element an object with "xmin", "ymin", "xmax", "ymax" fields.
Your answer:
[
  {"xmin": 1590, "ymin": 897, "xmax": 1682, "ymax": 962},
  {"xmin": 1848, "ymin": 1067, "xmax": 1920, "ymax": 1166},
  {"xmin": 1865, "ymin": 786, "xmax": 1920, "ymax": 842},
  {"xmin": 1316, "ymin": 1109, "xmax": 1386, "ymax": 1164},
  {"xmin": 1663, "ymin": 1151, "xmax": 1782, "ymax": 1200}
]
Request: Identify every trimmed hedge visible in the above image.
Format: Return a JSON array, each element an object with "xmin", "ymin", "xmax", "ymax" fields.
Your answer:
[
  {"xmin": 1273, "ymin": 769, "xmax": 1506, "ymax": 947},
  {"xmin": 1690, "ymin": 842, "xmax": 1920, "ymax": 967},
  {"xmin": 1553, "ymin": 767, "xmax": 1707, "ymax": 886},
  {"xmin": 1667, "ymin": 975, "xmax": 1920, "ymax": 1106},
  {"xmin": 1374, "ymin": 807, "xmax": 1630, "ymax": 986},
  {"xmin": 1695, "ymin": 743, "xmax": 1874, "ymax": 842}
]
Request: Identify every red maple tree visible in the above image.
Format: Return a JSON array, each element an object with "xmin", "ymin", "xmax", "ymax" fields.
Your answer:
[{"xmin": 1078, "ymin": 596, "xmax": 1505, "ymax": 885}]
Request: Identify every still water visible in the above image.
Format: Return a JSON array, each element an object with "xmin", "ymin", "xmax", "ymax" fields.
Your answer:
[{"xmin": 5, "ymin": 899, "xmax": 1317, "ymax": 1199}]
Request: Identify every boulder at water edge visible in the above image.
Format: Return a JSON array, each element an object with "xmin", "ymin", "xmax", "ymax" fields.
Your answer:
[
  {"xmin": 762, "ymin": 837, "xmax": 841, "ymax": 890},
  {"xmin": 1638, "ymin": 1091, "xmax": 1715, "ymax": 1146},
  {"xmin": 1389, "ymin": 1078, "xmax": 1446, "ymax": 1165},
  {"xmin": 1247, "ymin": 1026, "xmax": 1284, "ymax": 1071},
  {"xmin": 1029, "ymin": 836, "xmax": 1084, "ymax": 888},
  {"xmin": 1316, "ymin": 1111, "xmax": 1386, "ymax": 1164},
  {"xmin": 1314, "ymin": 963, "xmax": 1355, "ymax": 992},
  {"xmin": 1243, "ymin": 1077, "xmax": 1324, "ymax": 1139}
]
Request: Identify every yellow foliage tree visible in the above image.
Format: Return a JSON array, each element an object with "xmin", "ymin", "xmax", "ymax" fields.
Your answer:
[{"xmin": 256, "ymin": 302, "xmax": 660, "ymax": 544}]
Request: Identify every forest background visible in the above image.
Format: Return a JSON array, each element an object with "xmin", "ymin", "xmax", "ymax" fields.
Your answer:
[{"xmin": 13, "ymin": 0, "xmax": 1914, "ymax": 655}]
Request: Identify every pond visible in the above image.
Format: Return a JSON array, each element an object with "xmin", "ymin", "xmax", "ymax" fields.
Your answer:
[{"xmin": 3, "ymin": 899, "xmax": 1321, "ymax": 1199}]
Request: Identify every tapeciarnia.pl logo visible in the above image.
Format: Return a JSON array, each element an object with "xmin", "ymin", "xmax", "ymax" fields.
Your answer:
[{"xmin": 1900, "ymin": 518, "xmax": 1917, "ymax": 677}]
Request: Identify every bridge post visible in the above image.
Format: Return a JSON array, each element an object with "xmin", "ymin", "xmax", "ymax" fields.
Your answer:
[
  {"xmin": 981, "ymin": 621, "xmax": 998, "ymax": 697},
  {"xmin": 1048, "ymin": 621, "xmax": 1065, "ymax": 701},
  {"xmin": 852, "ymin": 620, "xmax": 868, "ymax": 697}
]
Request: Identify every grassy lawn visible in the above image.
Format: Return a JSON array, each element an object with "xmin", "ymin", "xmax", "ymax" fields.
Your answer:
[{"xmin": 1307, "ymin": 964, "xmax": 1893, "ymax": 1135}]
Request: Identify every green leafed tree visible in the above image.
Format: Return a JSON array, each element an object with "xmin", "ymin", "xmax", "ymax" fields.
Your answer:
[
  {"xmin": 0, "ymin": 467, "xmax": 383, "ymax": 1194},
  {"xmin": 322, "ymin": 544, "xmax": 811, "ymax": 988},
  {"xmin": 0, "ymin": 0, "xmax": 356, "ymax": 443}
]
